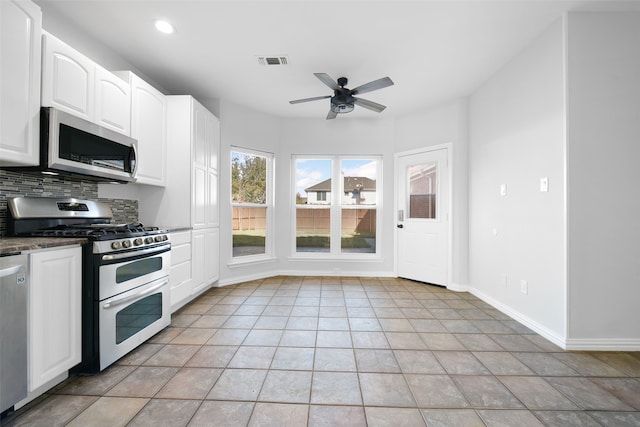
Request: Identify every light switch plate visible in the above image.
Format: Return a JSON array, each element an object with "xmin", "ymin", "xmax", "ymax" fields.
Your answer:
[
  {"xmin": 540, "ymin": 177, "xmax": 549, "ymax": 192},
  {"xmin": 500, "ymin": 184, "xmax": 507, "ymax": 196}
]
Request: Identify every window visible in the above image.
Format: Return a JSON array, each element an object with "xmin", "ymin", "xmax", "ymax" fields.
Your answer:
[
  {"xmin": 231, "ymin": 149, "xmax": 273, "ymax": 259},
  {"xmin": 294, "ymin": 156, "xmax": 381, "ymax": 255}
]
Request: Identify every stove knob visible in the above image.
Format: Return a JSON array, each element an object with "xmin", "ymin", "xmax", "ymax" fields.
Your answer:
[
  {"xmin": 111, "ymin": 241, "xmax": 122, "ymax": 250},
  {"xmin": 122, "ymin": 240, "xmax": 132, "ymax": 248},
  {"xmin": 145, "ymin": 237, "xmax": 154, "ymax": 244},
  {"xmin": 154, "ymin": 235, "xmax": 165, "ymax": 242},
  {"xmin": 133, "ymin": 238, "xmax": 143, "ymax": 246}
]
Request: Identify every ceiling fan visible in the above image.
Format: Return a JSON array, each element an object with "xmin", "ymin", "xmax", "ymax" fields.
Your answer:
[{"xmin": 289, "ymin": 73, "xmax": 394, "ymax": 120}]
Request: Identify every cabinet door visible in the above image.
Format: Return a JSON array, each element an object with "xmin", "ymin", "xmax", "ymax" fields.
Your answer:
[
  {"xmin": 203, "ymin": 227, "xmax": 220, "ymax": 287},
  {"xmin": 192, "ymin": 100, "xmax": 209, "ymax": 228},
  {"xmin": 169, "ymin": 231, "xmax": 193, "ymax": 312},
  {"xmin": 192, "ymin": 101, "xmax": 219, "ymax": 228},
  {"xmin": 191, "ymin": 229, "xmax": 205, "ymax": 292},
  {"xmin": 29, "ymin": 246, "xmax": 81, "ymax": 391},
  {"xmin": 0, "ymin": 0, "xmax": 41, "ymax": 167},
  {"xmin": 206, "ymin": 114, "xmax": 220, "ymax": 227},
  {"xmin": 41, "ymin": 32, "xmax": 94, "ymax": 120},
  {"xmin": 130, "ymin": 74, "xmax": 166, "ymax": 186},
  {"xmin": 192, "ymin": 228, "xmax": 219, "ymax": 295},
  {"xmin": 95, "ymin": 66, "xmax": 130, "ymax": 135}
]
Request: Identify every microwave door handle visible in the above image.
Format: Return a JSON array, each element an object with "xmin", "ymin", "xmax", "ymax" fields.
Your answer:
[
  {"xmin": 131, "ymin": 143, "xmax": 138, "ymax": 178},
  {"xmin": 102, "ymin": 280, "xmax": 168, "ymax": 309}
]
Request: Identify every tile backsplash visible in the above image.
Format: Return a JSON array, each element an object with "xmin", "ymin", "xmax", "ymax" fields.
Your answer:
[{"xmin": 0, "ymin": 170, "xmax": 138, "ymax": 237}]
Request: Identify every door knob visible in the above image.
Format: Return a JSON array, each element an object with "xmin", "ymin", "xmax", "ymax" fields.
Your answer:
[{"xmin": 397, "ymin": 224, "xmax": 404, "ymax": 229}]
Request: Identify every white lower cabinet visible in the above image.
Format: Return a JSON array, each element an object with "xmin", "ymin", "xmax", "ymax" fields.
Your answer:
[
  {"xmin": 169, "ymin": 228, "xmax": 219, "ymax": 312},
  {"xmin": 29, "ymin": 246, "xmax": 81, "ymax": 391},
  {"xmin": 192, "ymin": 227, "xmax": 219, "ymax": 296},
  {"xmin": 169, "ymin": 230, "xmax": 193, "ymax": 312}
]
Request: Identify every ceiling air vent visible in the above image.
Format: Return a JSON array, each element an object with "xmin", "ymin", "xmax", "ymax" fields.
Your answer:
[{"xmin": 257, "ymin": 55, "xmax": 289, "ymax": 66}]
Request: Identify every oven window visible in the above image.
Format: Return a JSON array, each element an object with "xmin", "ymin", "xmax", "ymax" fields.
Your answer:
[
  {"xmin": 115, "ymin": 293, "xmax": 162, "ymax": 344},
  {"xmin": 116, "ymin": 258, "xmax": 163, "ymax": 283}
]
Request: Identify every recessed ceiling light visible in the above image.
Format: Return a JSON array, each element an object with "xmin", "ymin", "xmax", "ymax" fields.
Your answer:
[{"xmin": 154, "ymin": 20, "xmax": 175, "ymax": 34}]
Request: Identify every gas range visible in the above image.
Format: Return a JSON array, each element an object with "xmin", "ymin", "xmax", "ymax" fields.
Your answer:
[
  {"xmin": 7, "ymin": 197, "xmax": 168, "ymax": 242},
  {"xmin": 7, "ymin": 197, "xmax": 172, "ymax": 373},
  {"xmin": 20, "ymin": 221, "xmax": 170, "ymax": 254}
]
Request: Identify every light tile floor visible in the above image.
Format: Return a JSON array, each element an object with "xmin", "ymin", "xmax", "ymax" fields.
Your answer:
[{"xmin": 4, "ymin": 276, "xmax": 640, "ymax": 426}]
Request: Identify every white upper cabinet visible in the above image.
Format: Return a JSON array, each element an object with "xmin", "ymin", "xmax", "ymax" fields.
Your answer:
[
  {"xmin": 94, "ymin": 65, "xmax": 131, "ymax": 135},
  {"xmin": 120, "ymin": 72, "xmax": 167, "ymax": 186},
  {"xmin": 41, "ymin": 32, "xmax": 94, "ymax": 121},
  {"xmin": 41, "ymin": 32, "xmax": 131, "ymax": 135},
  {"xmin": 192, "ymin": 99, "xmax": 219, "ymax": 229},
  {"xmin": 0, "ymin": 0, "xmax": 42, "ymax": 167}
]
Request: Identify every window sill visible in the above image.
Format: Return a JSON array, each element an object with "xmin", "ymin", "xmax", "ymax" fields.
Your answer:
[
  {"xmin": 227, "ymin": 255, "xmax": 277, "ymax": 268},
  {"xmin": 287, "ymin": 255, "xmax": 383, "ymax": 263}
]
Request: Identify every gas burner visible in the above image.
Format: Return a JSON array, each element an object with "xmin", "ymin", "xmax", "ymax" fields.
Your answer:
[{"xmin": 27, "ymin": 222, "xmax": 165, "ymax": 240}]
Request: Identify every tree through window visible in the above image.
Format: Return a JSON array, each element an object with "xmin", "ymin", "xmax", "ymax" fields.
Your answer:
[{"xmin": 231, "ymin": 150, "xmax": 272, "ymax": 258}]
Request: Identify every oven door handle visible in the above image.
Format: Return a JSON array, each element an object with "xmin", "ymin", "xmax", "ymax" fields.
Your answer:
[
  {"xmin": 101, "ymin": 243, "xmax": 170, "ymax": 261},
  {"xmin": 102, "ymin": 279, "xmax": 168, "ymax": 309}
]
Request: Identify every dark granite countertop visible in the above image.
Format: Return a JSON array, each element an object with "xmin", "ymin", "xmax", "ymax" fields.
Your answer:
[{"xmin": 0, "ymin": 237, "xmax": 88, "ymax": 255}]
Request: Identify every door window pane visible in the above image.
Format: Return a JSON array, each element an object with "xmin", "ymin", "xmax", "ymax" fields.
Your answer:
[{"xmin": 408, "ymin": 162, "xmax": 436, "ymax": 219}]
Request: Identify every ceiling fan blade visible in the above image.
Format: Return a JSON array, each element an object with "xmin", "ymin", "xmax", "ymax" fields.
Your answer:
[
  {"xmin": 350, "ymin": 76, "xmax": 394, "ymax": 95},
  {"xmin": 326, "ymin": 109, "xmax": 338, "ymax": 120},
  {"xmin": 353, "ymin": 97, "xmax": 386, "ymax": 113},
  {"xmin": 314, "ymin": 73, "xmax": 341, "ymax": 91},
  {"xmin": 289, "ymin": 95, "xmax": 331, "ymax": 104}
]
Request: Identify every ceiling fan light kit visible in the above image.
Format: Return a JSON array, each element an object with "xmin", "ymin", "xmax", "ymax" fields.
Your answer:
[{"xmin": 290, "ymin": 73, "xmax": 394, "ymax": 120}]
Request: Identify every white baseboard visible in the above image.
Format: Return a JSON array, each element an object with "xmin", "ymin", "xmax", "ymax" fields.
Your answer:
[
  {"xmin": 277, "ymin": 269, "xmax": 396, "ymax": 278},
  {"xmin": 446, "ymin": 282, "xmax": 471, "ymax": 292},
  {"xmin": 565, "ymin": 338, "xmax": 640, "ymax": 351},
  {"xmin": 218, "ymin": 269, "xmax": 396, "ymax": 287},
  {"xmin": 217, "ymin": 269, "xmax": 279, "ymax": 287},
  {"xmin": 468, "ymin": 287, "xmax": 567, "ymax": 349}
]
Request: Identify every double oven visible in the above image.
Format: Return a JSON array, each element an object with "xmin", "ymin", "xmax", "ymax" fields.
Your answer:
[{"xmin": 7, "ymin": 197, "xmax": 171, "ymax": 373}]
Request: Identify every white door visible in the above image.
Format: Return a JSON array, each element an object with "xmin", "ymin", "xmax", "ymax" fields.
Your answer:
[{"xmin": 396, "ymin": 148, "xmax": 450, "ymax": 285}]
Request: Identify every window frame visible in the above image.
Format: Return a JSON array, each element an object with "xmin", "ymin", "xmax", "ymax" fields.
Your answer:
[
  {"xmin": 291, "ymin": 155, "xmax": 382, "ymax": 258},
  {"xmin": 229, "ymin": 147, "xmax": 275, "ymax": 264}
]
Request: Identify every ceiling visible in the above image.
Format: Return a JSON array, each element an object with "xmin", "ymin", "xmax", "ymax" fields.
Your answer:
[{"xmin": 35, "ymin": 1, "xmax": 640, "ymax": 119}]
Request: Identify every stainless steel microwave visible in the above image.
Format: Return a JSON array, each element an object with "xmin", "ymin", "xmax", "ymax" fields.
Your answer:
[
  {"xmin": 35, "ymin": 107, "xmax": 138, "ymax": 182},
  {"xmin": 0, "ymin": 107, "xmax": 139, "ymax": 182}
]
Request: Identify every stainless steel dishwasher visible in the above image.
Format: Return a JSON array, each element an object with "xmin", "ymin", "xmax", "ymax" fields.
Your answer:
[{"xmin": 0, "ymin": 252, "xmax": 28, "ymax": 414}]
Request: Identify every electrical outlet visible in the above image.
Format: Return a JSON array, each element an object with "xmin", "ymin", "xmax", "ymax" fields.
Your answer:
[
  {"xmin": 520, "ymin": 280, "xmax": 528, "ymax": 294},
  {"xmin": 540, "ymin": 177, "xmax": 549, "ymax": 192}
]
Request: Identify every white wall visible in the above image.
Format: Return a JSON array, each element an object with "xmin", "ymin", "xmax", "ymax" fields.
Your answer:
[
  {"xmin": 394, "ymin": 99, "xmax": 469, "ymax": 288},
  {"xmin": 469, "ymin": 19, "xmax": 566, "ymax": 343},
  {"xmin": 566, "ymin": 12, "xmax": 640, "ymax": 346}
]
